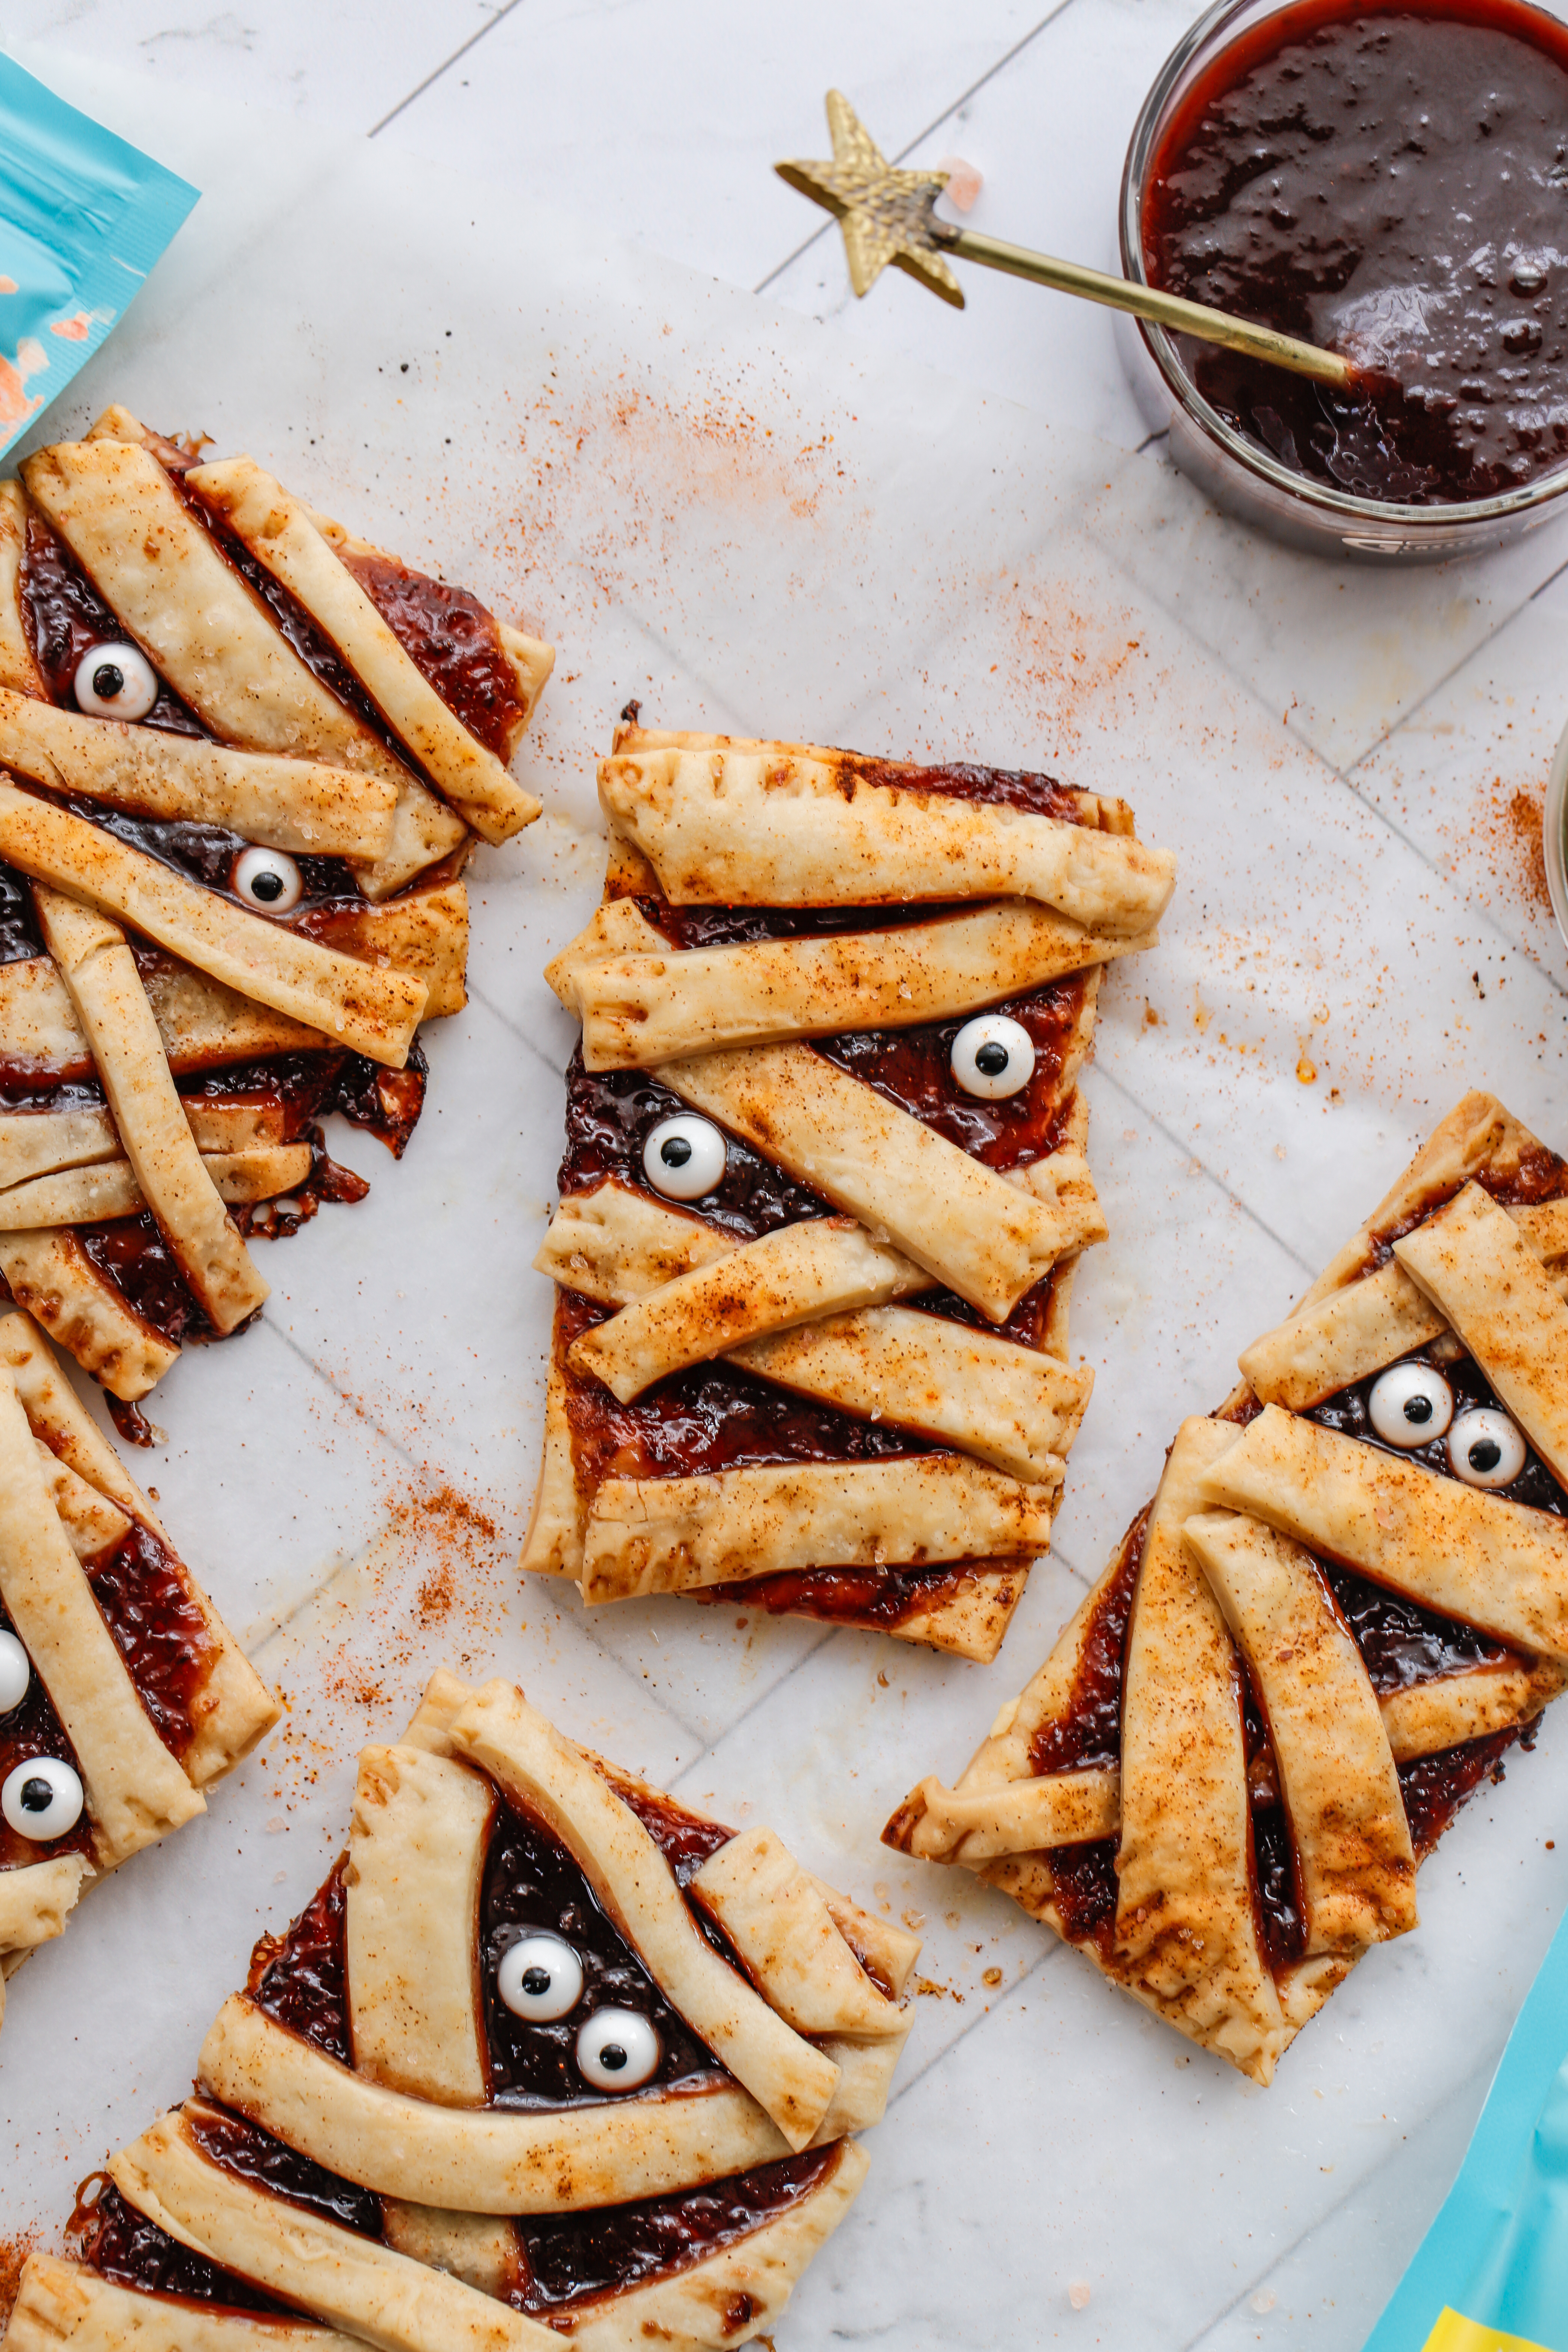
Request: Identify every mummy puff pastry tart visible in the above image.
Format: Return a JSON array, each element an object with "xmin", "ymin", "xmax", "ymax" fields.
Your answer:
[
  {"xmin": 887, "ymin": 1093, "xmax": 1568, "ymax": 2081},
  {"xmin": 522, "ymin": 718, "xmax": 1176, "ymax": 1660},
  {"xmin": 0, "ymin": 1300, "xmax": 276, "ymax": 2029},
  {"xmin": 0, "ymin": 404, "xmax": 553, "ymax": 1416},
  {"xmin": 11, "ymin": 1670, "xmax": 918, "ymax": 2352}
]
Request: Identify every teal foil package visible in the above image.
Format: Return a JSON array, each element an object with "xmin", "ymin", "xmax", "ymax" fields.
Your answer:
[
  {"xmin": 0, "ymin": 52, "xmax": 196, "ymax": 458},
  {"xmin": 1366, "ymin": 1900, "xmax": 1568, "ymax": 2352}
]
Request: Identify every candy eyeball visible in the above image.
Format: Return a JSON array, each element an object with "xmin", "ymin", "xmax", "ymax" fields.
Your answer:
[
  {"xmin": 73, "ymin": 642, "xmax": 159, "ymax": 721},
  {"xmin": 496, "ymin": 1932, "xmax": 584, "ymax": 2022},
  {"xmin": 232, "ymin": 845, "xmax": 303, "ymax": 915},
  {"xmin": 576, "ymin": 2005, "xmax": 661, "ymax": 2091},
  {"xmin": 1448, "ymin": 1407, "xmax": 1527, "ymax": 1489},
  {"xmin": 2, "ymin": 1755, "xmax": 83, "ymax": 1840},
  {"xmin": 950, "ymin": 1014, "xmax": 1035, "ymax": 1101},
  {"xmin": 0, "ymin": 1630, "xmax": 29, "ymax": 1715},
  {"xmin": 643, "ymin": 1114, "xmax": 726, "ymax": 1201},
  {"xmin": 1368, "ymin": 1362, "xmax": 1455, "ymax": 1449}
]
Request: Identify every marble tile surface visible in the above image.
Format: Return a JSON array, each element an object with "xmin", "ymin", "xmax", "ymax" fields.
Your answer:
[{"xmin": 1, "ymin": 15, "xmax": 1566, "ymax": 2352}]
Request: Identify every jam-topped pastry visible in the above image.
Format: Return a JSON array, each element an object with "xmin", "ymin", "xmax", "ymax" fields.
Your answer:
[
  {"xmin": 0, "ymin": 1301, "xmax": 276, "ymax": 2033},
  {"xmin": 9, "ymin": 1669, "xmax": 918, "ymax": 2352},
  {"xmin": 523, "ymin": 718, "xmax": 1177, "ymax": 1660},
  {"xmin": 1144, "ymin": 0, "xmax": 1568, "ymax": 504},
  {"xmin": 887, "ymin": 1093, "xmax": 1568, "ymax": 2080},
  {"xmin": 0, "ymin": 404, "xmax": 553, "ymax": 1416}
]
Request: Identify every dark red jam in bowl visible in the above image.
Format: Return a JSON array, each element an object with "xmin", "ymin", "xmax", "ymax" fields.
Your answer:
[{"xmin": 1143, "ymin": 0, "xmax": 1568, "ymax": 503}]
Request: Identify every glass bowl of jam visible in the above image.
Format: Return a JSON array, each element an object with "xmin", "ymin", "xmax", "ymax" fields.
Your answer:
[{"xmin": 1121, "ymin": 0, "xmax": 1568, "ymax": 559}]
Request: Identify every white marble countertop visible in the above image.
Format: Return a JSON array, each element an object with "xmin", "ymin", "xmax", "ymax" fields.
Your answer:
[{"xmin": 3, "ymin": 9, "xmax": 1568, "ymax": 2351}]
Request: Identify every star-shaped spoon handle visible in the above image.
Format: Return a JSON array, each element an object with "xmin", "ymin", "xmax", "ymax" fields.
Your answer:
[{"xmin": 777, "ymin": 91, "xmax": 1354, "ymax": 392}]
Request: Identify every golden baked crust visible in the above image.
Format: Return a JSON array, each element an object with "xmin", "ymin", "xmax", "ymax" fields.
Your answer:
[
  {"xmin": 15, "ymin": 1672, "xmax": 914, "ymax": 2352},
  {"xmin": 886, "ymin": 1095, "xmax": 1568, "ymax": 2078},
  {"xmin": 525, "ymin": 734, "xmax": 1172, "ymax": 1657},
  {"xmin": 0, "ymin": 409, "xmax": 553, "ymax": 1400}
]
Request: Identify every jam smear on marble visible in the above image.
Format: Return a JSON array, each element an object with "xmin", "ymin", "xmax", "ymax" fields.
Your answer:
[
  {"xmin": 483, "ymin": 1796, "xmax": 726, "ymax": 2106},
  {"xmin": 69, "ymin": 2179, "xmax": 290, "ymax": 2316},
  {"xmin": 513, "ymin": 2148, "xmax": 838, "ymax": 2313},
  {"xmin": 248, "ymin": 1855, "xmax": 352, "ymax": 2063},
  {"xmin": 557, "ymin": 1288, "xmax": 932, "ymax": 1488},
  {"xmin": 1144, "ymin": 0, "xmax": 1568, "ymax": 504},
  {"xmin": 342, "ymin": 549, "xmax": 526, "ymax": 761},
  {"xmin": 21, "ymin": 518, "xmax": 202, "ymax": 734},
  {"xmin": 185, "ymin": 2103, "xmax": 382, "ymax": 2239},
  {"xmin": 86, "ymin": 1523, "xmax": 217, "ymax": 1765},
  {"xmin": 0, "ymin": 1599, "xmax": 94, "ymax": 1870}
]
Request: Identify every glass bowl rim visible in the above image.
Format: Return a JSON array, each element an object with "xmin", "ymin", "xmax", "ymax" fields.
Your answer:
[{"xmin": 1118, "ymin": 0, "xmax": 1568, "ymax": 532}]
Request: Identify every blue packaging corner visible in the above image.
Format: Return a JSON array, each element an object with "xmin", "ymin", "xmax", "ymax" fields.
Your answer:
[
  {"xmin": 0, "ymin": 49, "xmax": 198, "ymax": 462},
  {"xmin": 1365, "ymin": 1894, "xmax": 1568, "ymax": 2352}
]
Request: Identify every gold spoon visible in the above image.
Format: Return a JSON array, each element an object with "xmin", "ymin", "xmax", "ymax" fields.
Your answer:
[{"xmin": 776, "ymin": 90, "xmax": 1355, "ymax": 392}]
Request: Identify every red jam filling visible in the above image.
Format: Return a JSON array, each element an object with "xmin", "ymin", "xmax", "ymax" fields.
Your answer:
[
  {"xmin": 1144, "ymin": 0, "xmax": 1568, "ymax": 504},
  {"xmin": 185, "ymin": 2103, "xmax": 382, "ymax": 2240},
  {"xmin": 591, "ymin": 1760, "xmax": 735, "ymax": 1883},
  {"xmin": 342, "ymin": 550, "xmax": 525, "ymax": 761},
  {"xmin": 248, "ymin": 1856, "xmax": 352, "ymax": 2064},
  {"xmin": 0, "ymin": 1600, "xmax": 93, "ymax": 1870},
  {"xmin": 482, "ymin": 1796, "xmax": 730, "ymax": 2105},
  {"xmin": 513, "ymin": 2148, "xmax": 838, "ymax": 2314},
  {"xmin": 705, "ymin": 1557, "xmax": 1018, "ymax": 1631},
  {"xmin": 86, "ymin": 1523, "xmax": 217, "ymax": 1765},
  {"xmin": 68, "ymin": 2178, "xmax": 291, "ymax": 2317},
  {"xmin": 21, "ymin": 518, "xmax": 201, "ymax": 735}
]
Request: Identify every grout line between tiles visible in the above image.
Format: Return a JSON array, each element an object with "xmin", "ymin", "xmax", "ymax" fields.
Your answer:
[
  {"xmin": 366, "ymin": 0, "xmax": 530, "ymax": 139},
  {"xmin": 884, "ymin": 1937, "xmax": 1066, "ymax": 2109},
  {"xmin": 1087, "ymin": 1061, "xmax": 1318, "ymax": 1277},
  {"xmin": 751, "ymin": 0, "xmax": 1083, "ymax": 297},
  {"xmin": 464, "ymin": 978, "xmax": 570, "ymax": 1076}
]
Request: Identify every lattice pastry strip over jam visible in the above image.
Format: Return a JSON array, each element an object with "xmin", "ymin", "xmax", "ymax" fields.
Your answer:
[
  {"xmin": 0, "ymin": 1300, "xmax": 277, "ymax": 2035},
  {"xmin": 522, "ymin": 719, "xmax": 1176, "ymax": 1661},
  {"xmin": 886, "ymin": 1093, "xmax": 1568, "ymax": 2081},
  {"xmin": 11, "ymin": 1669, "xmax": 918, "ymax": 2352},
  {"xmin": 0, "ymin": 406, "xmax": 554, "ymax": 1415}
]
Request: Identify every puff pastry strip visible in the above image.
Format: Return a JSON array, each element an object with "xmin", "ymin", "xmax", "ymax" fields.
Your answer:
[
  {"xmin": 0, "ymin": 482, "xmax": 44, "ymax": 696},
  {"xmin": 657, "ymin": 1042, "xmax": 1073, "ymax": 1321},
  {"xmin": 20, "ymin": 438, "xmax": 463, "ymax": 901},
  {"xmin": 0, "ymin": 781, "xmax": 427, "ymax": 1065},
  {"xmin": 0, "ymin": 685, "xmax": 397, "ymax": 858},
  {"xmin": 1182, "ymin": 1510, "xmax": 1416, "ymax": 1955},
  {"xmin": 8, "ymin": 2257, "xmax": 357, "ymax": 2352},
  {"xmin": 447, "ymin": 1683, "xmax": 839, "ymax": 2147},
  {"xmin": 0, "ymin": 1230, "xmax": 179, "ymax": 1399},
  {"xmin": 35, "ymin": 888, "xmax": 266, "ymax": 1332},
  {"xmin": 0, "ymin": 1143, "xmax": 311, "ymax": 1229},
  {"xmin": 1200, "ymin": 1404, "xmax": 1568, "ymax": 1665},
  {"xmin": 190, "ymin": 459, "xmax": 540, "ymax": 846},
  {"xmin": 580, "ymin": 1452, "xmax": 1058, "ymax": 1603},
  {"xmin": 562, "ymin": 898, "xmax": 1145, "ymax": 1069},
  {"xmin": 599, "ymin": 747, "xmax": 1176, "ymax": 933}
]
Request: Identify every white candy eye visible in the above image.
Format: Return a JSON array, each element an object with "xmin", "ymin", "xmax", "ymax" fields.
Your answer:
[
  {"xmin": 232, "ymin": 845, "xmax": 303, "ymax": 915},
  {"xmin": 576, "ymin": 2005, "xmax": 661, "ymax": 2091},
  {"xmin": 73, "ymin": 641, "xmax": 159, "ymax": 720},
  {"xmin": 950, "ymin": 1015, "xmax": 1036, "ymax": 1100},
  {"xmin": 643, "ymin": 1114, "xmax": 726, "ymax": 1200},
  {"xmin": 496, "ymin": 1932, "xmax": 584, "ymax": 2021},
  {"xmin": 1449, "ymin": 1407, "xmax": 1527, "ymax": 1489},
  {"xmin": 0, "ymin": 1631, "xmax": 29, "ymax": 1715},
  {"xmin": 1368, "ymin": 1363, "xmax": 1454, "ymax": 1449},
  {"xmin": 2, "ymin": 1756, "xmax": 83, "ymax": 1840}
]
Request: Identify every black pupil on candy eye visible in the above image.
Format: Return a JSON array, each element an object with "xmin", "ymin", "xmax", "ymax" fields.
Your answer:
[
  {"xmin": 660, "ymin": 1137, "xmax": 692, "ymax": 1167},
  {"xmin": 250, "ymin": 870, "xmax": 286, "ymax": 902},
  {"xmin": 20, "ymin": 1776, "xmax": 52, "ymax": 1812},
  {"xmin": 1470, "ymin": 1438, "xmax": 1502, "ymax": 1473},
  {"xmin": 600, "ymin": 2043, "xmax": 628, "ymax": 2070},
  {"xmin": 91, "ymin": 663, "xmax": 124, "ymax": 700},
  {"xmin": 1403, "ymin": 1394, "xmax": 1434, "ymax": 1425},
  {"xmin": 522, "ymin": 1966, "xmax": 551, "ymax": 1996},
  {"xmin": 975, "ymin": 1042, "xmax": 1010, "ymax": 1076}
]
